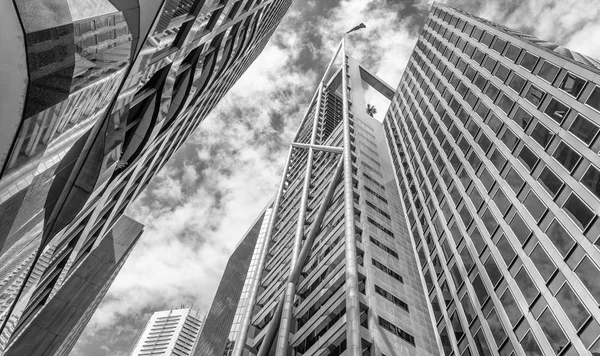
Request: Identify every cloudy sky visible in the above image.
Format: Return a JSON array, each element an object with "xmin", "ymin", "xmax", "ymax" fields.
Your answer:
[{"xmin": 70, "ymin": 0, "xmax": 600, "ymax": 354}]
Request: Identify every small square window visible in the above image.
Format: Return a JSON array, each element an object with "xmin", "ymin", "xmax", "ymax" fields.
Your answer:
[
  {"xmin": 515, "ymin": 268, "xmax": 538, "ymax": 304},
  {"xmin": 569, "ymin": 114, "xmax": 599, "ymax": 145},
  {"xmin": 539, "ymin": 167, "xmax": 563, "ymax": 197},
  {"xmin": 475, "ymin": 102, "xmax": 490, "ymax": 120},
  {"xmin": 553, "ymin": 141, "xmax": 581, "ymax": 173},
  {"xmin": 494, "ymin": 64, "xmax": 510, "ymax": 82},
  {"xmin": 498, "ymin": 93, "xmax": 515, "ymax": 114},
  {"xmin": 504, "ymin": 44, "xmax": 521, "ymax": 62},
  {"xmin": 464, "ymin": 43, "xmax": 475, "ymax": 57},
  {"xmin": 474, "ymin": 73, "xmax": 488, "ymax": 91},
  {"xmin": 559, "ymin": 72, "xmax": 586, "ymax": 98},
  {"xmin": 581, "ymin": 165, "xmax": 600, "ymax": 199},
  {"xmin": 507, "ymin": 74, "xmax": 526, "ymax": 94},
  {"xmin": 481, "ymin": 32, "xmax": 494, "ymax": 46},
  {"xmin": 490, "ymin": 148, "xmax": 507, "ymax": 172},
  {"xmin": 544, "ymin": 98, "xmax": 570, "ymax": 124},
  {"xmin": 505, "ymin": 167, "xmax": 524, "ymax": 193},
  {"xmin": 487, "ymin": 114, "xmax": 503, "ymax": 134},
  {"xmin": 473, "ymin": 49, "xmax": 486, "ymax": 64},
  {"xmin": 510, "ymin": 213, "xmax": 531, "ymax": 243},
  {"xmin": 585, "ymin": 86, "xmax": 600, "ymax": 112},
  {"xmin": 519, "ymin": 52, "xmax": 539, "ymax": 71},
  {"xmin": 493, "ymin": 188, "xmax": 511, "ymax": 215},
  {"xmin": 524, "ymin": 85, "xmax": 545, "ymax": 107},
  {"xmin": 483, "ymin": 57, "xmax": 497, "ymax": 73},
  {"xmin": 511, "ymin": 107, "xmax": 532, "ymax": 129},
  {"xmin": 478, "ymin": 133, "xmax": 492, "ymax": 153},
  {"xmin": 471, "ymin": 27, "xmax": 484, "ymax": 40},
  {"xmin": 463, "ymin": 23, "xmax": 474, "ymax": 35},
  {"xmin": 500, "ymin": 129, "xmax": 518, "ymax": 151},
  {"xmin": 518, "ymin": 145, "xmax": 539, "ymax": 171},
  {"xmin": 465, "ymin": 65, "xmax": 477, "ymax": 81},
  {"xmin": 538, "ymin": 61, "xmax": 560, "ymax": 83},
  {"xmin": 523, "ymin": 191, "xmax": 547, "ymax": 222},
  {"xmin": 482, "ymin": 208, "xmax": 498, "ymax": 234},
  {"xmin": 531, "ymin": 123, "xmax": 553, "ymax": 149},
  {"xmin": 485, "ymin": 83, "xmax": 500, "ymax": 101},
  {"xmin": 465, "ymin": 118, "xmax": 479, "ymax": 137},
  {"xmin": 563, "ymin": 193, "xmax": 595, "ymax": 230},
  {"xmin": 492, "ymin": 38, "xmax": 507, "ymax": 53},
  {"xmin": 530, "ymin": 244, "xmax": 555, "ymax": 281}
]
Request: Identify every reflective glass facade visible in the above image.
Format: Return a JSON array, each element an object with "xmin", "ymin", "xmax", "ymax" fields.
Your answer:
[
  {"xmin": 383, "ymin": 4, "xmax": 600, "ymax": 356},
  {"xmin": 0, "ymin": 0, "xmax": 292, "ymax": 354}
]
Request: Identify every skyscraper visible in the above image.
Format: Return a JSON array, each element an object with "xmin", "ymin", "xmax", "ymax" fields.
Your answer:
[
  {"xmin": 130, "ymin": 308, "xmax": 203, "ymax": 356},
  {"xmin": 383, "ymin": 3, "xmax": 600, "ymax": 356},
  {"xmin": 0, "ymin": 0, "xmax": 292, "ymax": 354},
  {"xmin": 200, "ymin": 3, "xmax": 600, "ymax": 356},
  {"xmin": 199, "ymin": 35, "xmax": 440, "ymax": 356}
]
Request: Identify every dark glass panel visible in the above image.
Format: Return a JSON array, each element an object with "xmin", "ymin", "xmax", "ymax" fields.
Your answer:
[{"xmin": 563, "ymin": 194, "xmax": 595, "ymax": 230}]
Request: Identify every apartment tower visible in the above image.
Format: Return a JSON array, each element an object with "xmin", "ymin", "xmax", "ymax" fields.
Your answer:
[
  {"xmin": 383, "ymin": 3, "xmax": 600, "ymax": 356},
  {"xmin": 0, "ymin": 0, "xmax": 292, "ymax": 354},
  {"xmin": 130, "ymin": 308, "xmax": 203, "ymax": 356}
]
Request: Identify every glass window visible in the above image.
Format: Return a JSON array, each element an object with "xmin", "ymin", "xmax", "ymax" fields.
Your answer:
[
  {"xmin": 538, "ymin": 167, "xmax": 563, "ymax": 197},
  {"xmin": 537, "ymin": 308, "xmax": 568, "ymax": 353},
  {"xmin": 481, "ymin": 32, "xmax": 494, "ymax": 46},
  {"xmin": 493, "ymin": 188, "xmax": 511, "ymax": 215},
  {"xmin": 460, "ymin": 205, "xmax": 474, "ymax": 228},
  {"xmin": 523, "ymin": 191, "xmax": 546, "ymax": 222},
  {"xmin": 492, "ymin": 38, "xmax": 507, "ymax": 53},
  {"xmin": 538, "ymin": 61, "xmax": 560, "ymax": 83},
  {"xmin": 507, "ymin": 73, "xmax": 526, "ymax": 94},
  {"xmin": 478, "ymin": 133, "xmax": 492, "ymax": 153},
  {"xmin": 500, "ymin": 129, "xmax": 518, "ymax": 151},
  {"xmin": 505, "ymin": 167, "xmax": 524, "ymax": 193},
  {"xmin": 465, "ymin": 65, "xmax": 477, "ymax": 81},
  {"xmin": 524, "ymin": 85, "xmax": 545, "ymax": 107},
  {"xmin": 474, "ymin": 73, "xmax": 488, "ymax": 91},
  {"xmin": 460, "ymin": 245, "xmax": 475, "ymax": 271},
  {"xmin": 563, "ymin": 193, "xmax": 595, "ymax": 230},
  {"xmin": 461, "ymin": 294, "xmax": 476, "ymax": 323},
  {"xmin": 484, "ymin": 256, "xmax": 502, "ymax": 285},
  {"xmin": 494, "ymin": 63, "xmax": 510, "ymax": 82},
  {"xmin": 490, "ymin": 149, "xmax": 507, "ymax": 172},
  {"xmin": 472, "ymin": 49, "xmax": 485, "ymax": 64},
  {"xmin": 482, "ymin": 208, "xmax": 498, "ymax": 234},
  {"xmin": 553, "ymin": 141, "xmax": 580, "ymax": 172},
  {"xmin": 521, "ymin": 331, "xmax": 543, "ymax": 356},
  {"xmin": 530, "ymin": 244, "xmax": 555, "ymax": 280},
  {"xmin": 472, "ymin": 274, "xmax": 489, "ymax": 305},
  {"xmin": 500, "ymin": 289, "xmax": 521, "ymax": 325},
  {"xmin": 465, "ymin": 118, "xmax": 480, "ymax": 137},
  {"xmin": 486, "ymin": 308, "xmax": 507, "ymax": 345},
  {"xmin": 582, "ymin": 165, "xmax": 600, "ymax": 199},
  {"xmin": 545, "ymin": 219, "xmax": 575, "ymax": 256},
  {"xmin": 519, "ymin": 52, "xmax": 538, "ymax": 71},
  {"xmin": 515, "ymin": 267, "xmax": 538, "ymax": 304},
  {"xmin": 480, "ymin": 168, "xmax": 494, "ymax": 191},
  {"xmin": 483, "ymin": 57, "xmax": 497, "ymax": 73},
  {"xmin": 505, "ymin": 44, "xmax": 521, "ymax": 61},
  {"xmin": 585, "ymin": 86, "xmax": 600, "ymax": 112},
  {"xmin": 474, "ymin": 329, "xmax": 492, "ymax": 356},
  {"xmin": 496, "ymin": 234, "xmax": 516, "ymax": 265},
  {"xmin": 484, "ymin": 83, "xmax": 500, "ymax": 101},
  {"xmin": 470, "ymin": 186, "xmax": 484, "ymax": 211},
  {"xmin": 544, "ymin": 98, "xmax": 570, "ymax": 123},
  {"xmin": 531, "ymin": 122, "xmax": 553, "ymax": 149},
  {"xmin": 471, "ymin": 27, "xmax": 483, "ymax": 40},
  {"xmin": 498, "ymin": 93, "xmax": 514, "ymax": 114},
  {"xmin": 559, "ymin": 72, "xmax": 586, "ymax": 98},
  {"xmin": 556, "ymin": 283, "xmax": 589, "ymax": 330},
  {"xmin": 518, "ymin": 145, "xmax": 539, "ymax": 171},
  {"xmin": 487, "ymin": 114, "xmax": 503, "ymax": 134},
  {"xmin": 510, "ymin": 213, "xmax": 531, "ymax": 244},
  {"xmin": 575, "ymin": 256, "xmax": 600, "ymax": 302},
  {"xmin": 569, "ymin": 114, "xmax": 599, "ymax": 145},
  {"xmin": 511, "ymin": 107, "xmax": 531, "ymax": 129},
  {"xmin": 471, "ymin": 227, "xmax": 486, "ymax": 253}
]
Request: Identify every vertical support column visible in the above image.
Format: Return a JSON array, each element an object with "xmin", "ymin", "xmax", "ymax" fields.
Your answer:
[
  {"xmin": 341, "ymin": 37, "xmax": 361, "ymax": 356},
  {"xmin": 231, "ymin": 146, "xmax": 292, "ymax": 356},
  {"xmin": 275, "ymin": 83, "xmax": 324, "ymax": 355}
]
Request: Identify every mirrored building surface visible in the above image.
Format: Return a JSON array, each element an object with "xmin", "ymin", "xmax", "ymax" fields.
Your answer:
[{"xmin": 0, "ymin": 0, "xmax": 292, "ymax": 354}]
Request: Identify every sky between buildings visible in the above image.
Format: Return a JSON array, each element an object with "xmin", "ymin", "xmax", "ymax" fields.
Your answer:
[{"xmin": 70, "ymin": 0, "xmax": 600, "ymax": 354}]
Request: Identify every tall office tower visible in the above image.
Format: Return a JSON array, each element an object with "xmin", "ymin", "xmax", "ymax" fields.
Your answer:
[
  {"xmin": 195, "ymin": 206, "xmax": 272, "ymax": 356},
  {"xmin": 130, "ymin": 308, "xmax": 203, "ymax": 356},
  {"xmin": 0, "ymin": 0, "xmax": 292, "ymax": 354},
  {"xmin": 383, "ymin": 3, "xmax": 600, "ymax": 356},
  {"xmin": 199, "ymin": 39, "xmax": 440, "ymax": 356}
]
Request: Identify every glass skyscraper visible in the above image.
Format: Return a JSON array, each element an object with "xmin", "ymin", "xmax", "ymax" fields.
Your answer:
[
  {"xmin": 383, "ymin": 3, "xmax": 600, "ymax": 356},
  {"xmin": 200, "ymin": 3, "xmax": 600, "ymax": 356},
  {"xmin": 0, "ymin": 0, "xmax": 292, "ymax": 354}
]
